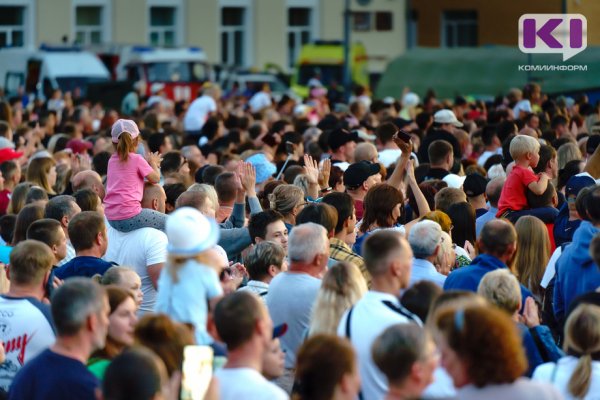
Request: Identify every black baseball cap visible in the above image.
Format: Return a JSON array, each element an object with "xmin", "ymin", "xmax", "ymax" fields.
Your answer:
[
  {"xmin": 344, "ymin": 161, "xmax": 381, "ymax": 188},
  {"xmin": 463, "ymin": 173, "xmax": 488, "ymax": 197},
  {"xmin": 328, "ymin": 128, "xmax": 358, "ymax": 151}
]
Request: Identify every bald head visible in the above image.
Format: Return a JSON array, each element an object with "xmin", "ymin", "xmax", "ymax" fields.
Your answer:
[
  {"xmin": 479, "ymin": 219, "xmax": 516, "ymax": 260},
  {"xmin": 142, "ymin": 183, "xmax": 166, "ymax": 213},
  {"xmin": 486, "ymin": 177, "xmax": 505, "ymax": 208},
  {"xmin": 71, "ymin": 170, "xmax": 105, "ymax": 200},
  {"xmin": 354, "ymin": 142, "xmax": 378, "ymax": 163}
]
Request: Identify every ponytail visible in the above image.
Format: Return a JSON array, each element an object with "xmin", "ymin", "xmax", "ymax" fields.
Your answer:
[
  {"xmin": 568, "ymin": 354, "xmax": 593, "ymax": 398},
  {"xmin": 116, "ymin": 132, "xmax": 136, "ymax": 162}
]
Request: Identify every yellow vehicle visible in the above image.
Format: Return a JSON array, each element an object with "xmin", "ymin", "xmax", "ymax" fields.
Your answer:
[{"xmin": 291, "ymin": 41, "xmax": 369, "ymax": 99}]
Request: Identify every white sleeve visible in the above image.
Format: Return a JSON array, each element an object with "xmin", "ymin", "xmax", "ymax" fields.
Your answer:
[
  {"xmin": 541, "ymin": 247, "xmax": 562, "ymax": 289},
  {"xmin": 145, "ymin": 230, "xmax": 168, "ymax": 266}
]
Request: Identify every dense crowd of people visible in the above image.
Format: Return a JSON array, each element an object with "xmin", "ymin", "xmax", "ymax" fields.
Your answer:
[{"xmin": 0, "ymin": 79, "xmax": 599, "ymax": 400}]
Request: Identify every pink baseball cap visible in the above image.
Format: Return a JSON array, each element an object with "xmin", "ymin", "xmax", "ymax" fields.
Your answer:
[{"xmin": 111, "ymin": 119, "xmax": 140, "ymax": 143}]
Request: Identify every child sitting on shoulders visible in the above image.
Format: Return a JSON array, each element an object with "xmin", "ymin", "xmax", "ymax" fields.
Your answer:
[
  {"xmin": 103, "ymin": 119, "xmax": 165, "ymax": 232},
  {"xmin": 497, "ymin": 135, "xmax": 550, "ymax": 222}
]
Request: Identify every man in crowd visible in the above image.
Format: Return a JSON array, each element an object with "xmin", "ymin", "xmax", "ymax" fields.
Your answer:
[
  {"xmin": 214, "ymin": 291, "xmax": 288, "ymax": 399},
  {"xmin": 26, "ymin": 218, "xmax": 68, "ymax": 266},
  {"xmin": 321, "ymin": 191, "xmax": 370, "ymax": 286},
  {"xmin": 238, "ymin": 241, "xmax": 287, "ymax": 300},
  {"xmin": 248, "ymin": 210, "xmax": 289, "ymax": 252},
  {"xmin": 407, "ymin": 220, "xmax": 446, "ymax": 287},
  {"xmin": 464, "ymin": 173, "xmax": 489, "ymax": 218},
  {"xmin": 0, "ymin": 241, "xmax": 56, "ymax": 392},
  {"xmin": 338, "ymin": 230, "xmax": 420, "ymax": 400},
  {"xmin": 475, "ymin": 177, "xmax": 505, "ymax": 236},
  {"xmin": 344, "ymin": 161, "xmax": 382, "ymax": 221},
  {"xmin": 71, "ymin": 170, "xmax": 105, "ymax": 200},
  {"xmin": 105, "ymin": 184, "xmax": 167, "ymax": 314},
  {"xmin": 44, "ymin": 195, "xmax": 81, "ymax": 266},
  {"xmin": 328, "ymin": 128, "xmax": 358, "ymax": 164},
  {"xmin": 54, "ymin": 211, "xmax": 115, "ymax": 279},
  {"xmin": 9, "ymin": 278, "xmax": 109, "ymax": 399},
  {"xmin": 267, "ymin": 222, "xmax": 329, "ymax": 393},
  {"xmin": 420, "ymin": 140, "xmax": 453, "ymax": 182}
]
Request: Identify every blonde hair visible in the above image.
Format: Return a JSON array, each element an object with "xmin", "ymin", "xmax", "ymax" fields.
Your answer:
[
  {"xmin": 116, "ymin": 132, "xmax": 138, "ymax": 162},
  {"xmin": 308, "ymin": 262, "xmax": 367, "ymax": 336},
  {"xmin": 186, "ymin": 183, "xmax": 219, "ymax": 210},
  {"xmin": 557, "ymin": 142, "xmax": 582, "ymax": 171},
  {"xmin": 509, "ymin": 135, "xmax": 540, "ymax": 160},
  {"xmin": 563, "ymin": 304, "xmax": 600, "ymax": 398},
  {"xmin": 477, "ymin": 269, "xmax": 521, "ymax": 314},
  {"xmin": 7, "ymin": 182, "xmax": 33, "ymax": 215},
  {"xmin": 514, "ymin": 216, "xmax": 550, "ymax": 300},
  {"xmin": 268, "ymin": 184, "xmax": 304, "ymax": 216},
  {"xmin": 26, "ymin": 157, "xmax": 56, "ymax": 194}
]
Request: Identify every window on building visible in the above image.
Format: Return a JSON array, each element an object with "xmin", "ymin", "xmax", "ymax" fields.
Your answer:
[
  {"xmin": 149, "ymin": 6, "xmax": 177, "ymax": 47},
  {"xmin": 287, "ymin": 7, "xmax": 312, "ymax": 68},
  {"xmin": 375, "ymin": 11, "xmax": 392, "ymax": 31},
  {"xmin": 442, "ymin": 10, "xmax": 477, "ymax": 47},
  {"xmin": 0, "ymin": 6, "xmax": 25, "ymax": 48},
  {"xmin": 75, "ymin": 6, "xmax": 103, "ymax": 45},
  {"xmin": 352, "ymin": 12, "xmax": 370, "ymax": 32},
  {"xmin": 221, "ymin": 7, "xmax": 246, "ymax": 66}
]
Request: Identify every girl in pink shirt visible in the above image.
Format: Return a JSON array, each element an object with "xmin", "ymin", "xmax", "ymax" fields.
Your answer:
[{"xmin": 103, "ymin": 119, "xmax": 165, "ymax": 231}]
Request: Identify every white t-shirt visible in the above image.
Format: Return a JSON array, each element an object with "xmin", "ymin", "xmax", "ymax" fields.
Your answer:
[
  {"xmin": 105, "ymin": 226, "xmax": 167, "ymax": 314},
  {"xmin": 0, "ymin": 296, "xmax": 56, "ymax": 392},
  {"xmin": 183, "ymin": 95, "xmax": 217, "ymax": 132},
  {"xmin": 541, "ymin": 246, "xmax": 562, "ymax": 289},
  {"xmin": 154, "ymin": 260, "xmax": 222, "ymax": 345},
  {"xmin": 248, "ymin": 91, "xmax": 272, "ymax": 113},
  {"xmin": 477, "ymin": 148, "xmax": 503, "ymax": 166},
  {"xmin": 533, "ymin": 356, "xmax": 600, "ymax": 400},
  {"xmin": 513, "ymin": 100, "xmax": 533, "ymax": 118},
  {"xmin": 214, "ymin": 368, "xmax": 289, "ymax": 400},
  {"xmin": 337, "ymin": 291, "xmax": 421, "ymax": 400}
]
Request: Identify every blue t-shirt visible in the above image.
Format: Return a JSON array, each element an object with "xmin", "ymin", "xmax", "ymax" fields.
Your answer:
[
  {"xmin": 154, "ymin": 260, "xmax": 223, "ymax": 345},
  {"xmin": 8, "ymin": 349, "xmax": 99, "ymax": 400},
  {"xmin": 54, "ymin": 256, "xmax": 117, "ymax": 280},
  {"xmin": 0, "ymin": 245, "xmax": 11, "ymax": 264}
]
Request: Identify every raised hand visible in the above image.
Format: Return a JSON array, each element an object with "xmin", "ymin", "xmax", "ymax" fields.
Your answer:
[
  {"xmin": 318, "ymin": 158, "xmax": 332, "ymax": 189},
  {"xmin": 239, "ymin": 162, "xmax": 257, "ymax": 196},
  {"xmin": 303, "ymin": 154, "xmax": 319, "ymax": 184}
]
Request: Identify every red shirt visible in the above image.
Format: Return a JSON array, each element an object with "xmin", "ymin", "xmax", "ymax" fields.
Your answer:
[
  {"xmin": 354, "ymin": 199, "xmax": 364, "ymax": 221},
  {"xmin": 0, "ymin": 189, "xmax": 11, "ymax": 215},
  {"xmin": 497, "ymin": 165, "xmax": 539, "ymax": 216}
]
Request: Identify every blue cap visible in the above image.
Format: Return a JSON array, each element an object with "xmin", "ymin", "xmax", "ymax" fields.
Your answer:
[
  {"xmin": 247, "ymin": 153, "xmax": 276, "ymax": 184},
  {"xmin": 566, "ymin": 174, "xmax": 595, "ymax": 198}
]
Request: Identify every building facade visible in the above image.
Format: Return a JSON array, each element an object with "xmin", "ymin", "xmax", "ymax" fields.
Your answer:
[
  {"xmin": 0, "ymin": 0, "xmax": 407, "ymax": 73},
  {"xmin": 410, "ymin": 0, "xmax": 600, "ymax": 48}
]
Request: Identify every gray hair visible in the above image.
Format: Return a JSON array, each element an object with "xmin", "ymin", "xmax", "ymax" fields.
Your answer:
[
  {"xmin": 293, "ymin": 174, "xmax": 311, "ymax": 198},
  {"xmin": 51, "ymin": 278, "xmax": 106, "ymax": 336},
  {"xmin": 98, "ymin": 266, "xmax": 136, "ymax": 286},
  {"xmin": 244, "ymin": 241, "xmax": 286, "ymax": 280},
  {"xmin": 288, "ymin": 222, "xmax": 328, "ymax": 263},
  {"xmin": 44, "ymin": 195, "xmax": 79, "ymax": 221},
  {"xmin": 186, "ymin": 183, "xmax": 218, "ymax": 209},
  {"xmin": 408, "ymin": 220, "xmax": 442, "ymax": 258}
]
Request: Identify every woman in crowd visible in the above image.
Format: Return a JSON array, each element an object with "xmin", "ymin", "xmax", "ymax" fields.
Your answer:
[
  {"xmin": 11, "ymin": 203, "xmax": 44, "ymax": 246},
  {"xmin": 88, "ymin": 286, "xmax": 138, "ymax": 380},
  {"xmin": 446, "ymin": 202, "xmax": 477, "ymax": 253},
  {"xmin": 435, "ymin": 231, "xmax": 456, "ymax": 276},
  {"xmin": 308, "ymin": 262, "xmax": 367, "ymax": 336},
  {"xmin": 293, "ymin": 334, "xmax": 361, "ymax": 400},
  {"xmin": 97, "ymin": 266, "xmax": 144, "ymax": 308},
  {"xmin": 533, "ymin": 304, "xmax": 600, "ymax": 399},
  {"xmin": 432, "ymin": 304, "xmax": 562, "ymax": 399},
  {"xmin": 134, "ymin": 314, "xmax": 196, "ymax": 379},
  {"xmin": 514, "ymin": 215, "xmax": 551, "ymax": 303},
  {"xmin": 26, "ymin": 156, "xmax": 57, "ymax": 196},
  {"xmin": 354, "ymin": 184, "xmax": 405, "ymax": 256},
  {"xmin": 6, "ymin": 182, "xmax": 33, "ymax": 215},
  {"xmin": 268, "ymin": 184, "xmax": 306, "ymax": 232}
]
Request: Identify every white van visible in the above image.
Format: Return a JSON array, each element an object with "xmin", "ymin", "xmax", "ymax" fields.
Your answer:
[{"xmin": 0, "ymin": 45, "xmax": 110, "ymax": 100}]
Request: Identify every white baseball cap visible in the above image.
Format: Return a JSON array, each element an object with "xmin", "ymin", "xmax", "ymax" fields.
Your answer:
[
  {"xmin": 166, "ymin": 207, "xmax": 220, "ymax": 256},
  {"xmin": 111, "ymin": 119, "xmax": 140, "ymax": 144},
  {"xmin": 443, "ymin": 173, "xmax": 466, "ymax": 189},
  {"xmin": 434, "ymin": 109, "xmax": 463, "ymax": 127}
]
